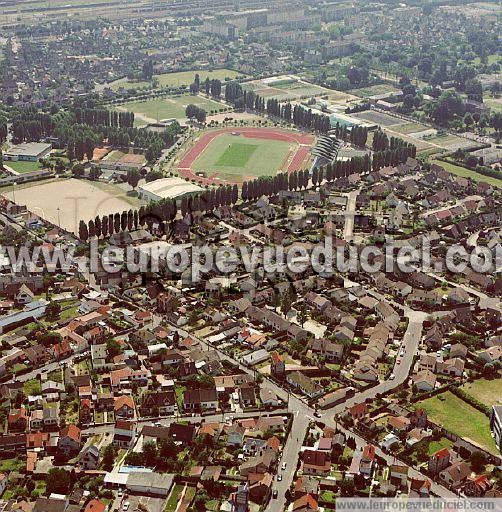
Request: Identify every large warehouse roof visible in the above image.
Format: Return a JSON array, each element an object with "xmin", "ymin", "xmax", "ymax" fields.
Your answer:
[{"xmin": 138, "ymin": 177, "xmax": 204, "ymax": 200}]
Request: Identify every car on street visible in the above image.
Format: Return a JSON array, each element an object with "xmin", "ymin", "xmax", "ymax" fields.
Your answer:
[
  {"xmin": 122, "ymin": 502, "xmax": 130, "ymax": 511},
  {"xmin": 277, "ymin": 474, "xmax": 282, "ymax": 481},
  {"xmin": 314, "ymin": 411, "xmax": 322, "ymax": 418},
  {"xmin": 273, "ymin": 490, "xmax": 278, "ymax": 499},
  {"xmin": 400, "ymin": 349, "xmax": 405, "ymax": 356},
  {"xmin": 281, "ymin": 462, "xmax": 287, "ymax": 470},
  {"xmin": 396, "ymin": 358, "xmax": 401, "ymax": 364},
  {"xmin": 389, "ymin": 373, "xmax": 395, "ymax": 380}
]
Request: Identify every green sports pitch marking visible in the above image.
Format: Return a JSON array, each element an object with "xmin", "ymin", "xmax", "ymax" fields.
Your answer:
[{"xmin": 216, "ymin": 143, "xmax": 258, "ymax": 167}]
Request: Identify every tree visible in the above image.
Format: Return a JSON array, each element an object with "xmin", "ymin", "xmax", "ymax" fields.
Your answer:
[
  {"xmin": 46, "ymin": 468, "xmax": 72, "ymax": 495},
  {"xmin": 45, "ymin": 302, "xmax": 61, "ymax": 320},
  {"xmin": 297, "ymin": 302, "xmax": 308, "ymax": 327},
  {"xmin": 106, "ymin": 338, "xmax": 122, "ymax": 358},
  {"xmin": 469, "ymin": 451, "xmax": 487, "ymax": 473},
  {"xmin": 127, "ymin": 169, "xmax": 141, "ymax": 190},
  {"xmin": 146, "ymin": 170, "xmax": 163, "ymax": 182},
  {"xmin": 101, "ymin": 444, "xmax": 116, "ymax": 471},
  {"xmin": 78, "ymin": 220, "xmax": 88, "ymax": 242}
]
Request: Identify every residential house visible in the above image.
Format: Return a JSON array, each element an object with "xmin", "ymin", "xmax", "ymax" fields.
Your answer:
[
  {"xmin": 240, "ymin": 451, "xmax": 275, "ymax": 476},
  {"xmin": 79, "ymin": 445, "xmax": 100, "ymax": 470},
  {"xmin": 440, "ymin": 461, "xmax": 471, "ymax": 488},
  {"xmin": 114, "ymin": 395, "xmax": 135, "ymax": 419},
  {"xmin": 58, "ymin": 424, "xmax": 82, "ymax": 455},
  {"xmin": 302, "ymin": 450, "xmax": 331, "ymax": 476},
  {"xmin": 183, "ymin": 388, "xmax": 218, "ymax": 412},
  {"xmin": 113, "ymin": 420, "xmax": 137, "ymax": 448},
  {"xmin": 413, "ymin": 370, "xmax": 436, "ymax": 391},
  {"xmin": 140, "ymin": 390, "xmax": 176, "ymax": 417},
  {"xmin": 309, "ymin": 338, "xmax": 343, "ymax": 361},
  {"xmin": 286, "ymin": 371, "xmax": 322, "ymax": 398},
  {"xmin": 270, "ymin": 351, "xmax": 285, "ymax": 378},
  {"xmin": 8, "ymin": 407, "xmax": 28, "ymax": 432},
  {"xmin": 429, "ymin": 448, "xmax": 451, "ymax": 474}
]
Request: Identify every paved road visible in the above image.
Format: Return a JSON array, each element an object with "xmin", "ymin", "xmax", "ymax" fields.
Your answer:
[
  {"xmin": 343, "ymin": 188, "xmax": 360, "ymax": 242},
  {"xmin": 82, "ymin": 408, "xmax": 288, "ymax": 436},
  {"xmin": 324, "ymin": 315, "xmax": 426, "ymax": 417},
  {"xmin": 181, "ymin": 317, "xmax": 456, "ymax": 501},
  {"xmin": 269, "ymin": 402, "xmax": 310, "ymax": 512}
]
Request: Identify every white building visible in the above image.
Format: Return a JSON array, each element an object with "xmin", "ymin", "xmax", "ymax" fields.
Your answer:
[{"xmin": 137, "ymin": 177, "xmax": 204, "ymax": 203}]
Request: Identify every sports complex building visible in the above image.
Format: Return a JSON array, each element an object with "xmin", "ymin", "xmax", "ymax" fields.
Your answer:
[{"xmin": 137, "ymin": 177, "xmax": 204, "ymax": 202}]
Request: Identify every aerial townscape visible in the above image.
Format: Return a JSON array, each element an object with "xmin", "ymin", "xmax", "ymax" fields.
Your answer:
[{"xmin": 0, "ymin": 0, "xmax": 500, "ymax": 511}]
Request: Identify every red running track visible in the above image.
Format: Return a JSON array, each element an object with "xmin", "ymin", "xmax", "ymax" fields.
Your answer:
[{"xmin": 177, "ymin": 127, "xmax": 314, "ymax": 185}]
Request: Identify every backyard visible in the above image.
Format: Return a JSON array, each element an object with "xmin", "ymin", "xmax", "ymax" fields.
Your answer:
[
  {"xmin": 430, "ymin": 159, "xmax": 502, "ymax": 188},
  {"xmin": 461, "ymin": 378, "xmax": 502, "ymax": 407},
  {"xmin": 416, "ymin": 391, "xmax": 497, "ymax": 454}
]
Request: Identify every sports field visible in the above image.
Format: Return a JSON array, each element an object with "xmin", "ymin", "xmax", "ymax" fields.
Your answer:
[
  {"xmin": 0, "ymin": 178, "xmax": 143, "ymax": 233},
  {"xmin": 242, "ymin": 76, "xmax": 332, "ymax": 101},
  {"xmin": 177, "ymin": 127, "xmax": 315, "ymax": 184},
  {"xmin": 192, "ymin": 134, "xmax": 291, "ymax": 179},
  {"xmin": 3, "ymin": 160, "xmax": 43, "ymax": 174},
  {"xmin": 118, "ymin": 94, "xmax": 228, "ymax": 126},
  {"xmin": 109, "ymin": 68, "xmax": 244, "ymax": 91}
]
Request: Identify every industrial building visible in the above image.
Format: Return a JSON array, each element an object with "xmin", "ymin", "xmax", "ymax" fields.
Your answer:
[{"xmin": 3, "ymin": 142, "xmax": 52, "ymax": 162}]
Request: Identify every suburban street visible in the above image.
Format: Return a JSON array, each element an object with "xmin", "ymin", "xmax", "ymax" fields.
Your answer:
[
  {"xmin": 179, "ymin": 317, "xmax": 455, "ymax": 502},
  {"xmin": 342, "ymin": 188, "xmax": 360, "ymax": 242}
]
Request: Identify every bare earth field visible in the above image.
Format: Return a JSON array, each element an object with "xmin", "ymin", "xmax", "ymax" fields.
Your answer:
[{"xmin": 1, "ymin": 178, "xmax": 143, "ymax": 233}]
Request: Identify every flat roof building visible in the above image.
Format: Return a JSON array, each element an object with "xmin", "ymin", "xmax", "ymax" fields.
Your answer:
[
  {"xmin": 4, "ymin": 142, "xmax": 52, "ymax": 162},
  {"xmin": 138, "ymin": 177, "xmax": 204, "ymax": 203}
]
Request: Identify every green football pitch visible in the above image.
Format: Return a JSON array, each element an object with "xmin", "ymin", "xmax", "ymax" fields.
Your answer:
[
  {"xmin": 216, "ymin": 143, "xmax": 258, "ymax": 167},
  {"xmin": 191, "ymin": 134, "xmax": 293, "ymax": 179}
]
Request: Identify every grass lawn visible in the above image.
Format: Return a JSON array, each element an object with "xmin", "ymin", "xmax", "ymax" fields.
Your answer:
[
  {"xmin": 174, "ymin": 385, "xmax": 186, "ymax": 410},
  {"xmin": 321, "ymin": 490, "xmax": 337, "ymax": 503},
  {"xmin": 119, "ymin": 94, "xmax": 227, "ymax": 125},
  {"xmin": 416, "ymin": 391, "xmax": 498, "ymax": 454},
  {"xmin": 0, "ymin": 457, "xmax": 24, "ymax": 472},
  {"xmin": 216, "ymin": 143, "xmax": 258, "ymax": 167},
  {"xmin": 483, "ymin": 96, "xmax": 501, "ymax": 113},
  {"xmin": 430, "ymin": 159, "xmax": 502, "ymax": 188},
  {"xmin": 12, "ymin": 363, "xmax": 28, "ymax": 374},
  {"xmin": 156, "ymin": 68, "xmax": 243, "ymax": 87},
  {"xmin": 4, "ymin": 160, "xmax": 43, "ymax": 174},
  {"xmin": 23, "ymin": 378, "xmax": 41, "ymax": 396},
  {"xmin": 105, "ymin": 150, "xmax": 126, "ymax": 162},
  {"xmin": 461, "ymin": 378, "xmax": 502, "ymax": 407},
  {"xmin": 47, "ymin": 370, "xmax": 63, "ymax": 382},
  {"xmin": 191, "ymin": 133, "xmax": 293, "ymax": 179},
  {"xmin": 60, "ymin": 305, "xmax": 80, "ymax": 320},
  {"xmin": 164, "ymin": 484, "xmax": 184, "ymax": 511},
  {"xmin": 390, "ymin": 122, "xmax": 427, "ymax": 134},
  {"xmin": 206, "ymin": 499, "xmax": 220, "ymax": 511},
  {"xmin": 426, "ymin": 438, "xmax": 454, "ymax": 456},
  {"xmin": 348, "ymin": 83, "xmax": 400, "ymax": 98},
  {"xmin": 112, "ymin": 69, "xmax": 244, "ymax": 91}
]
